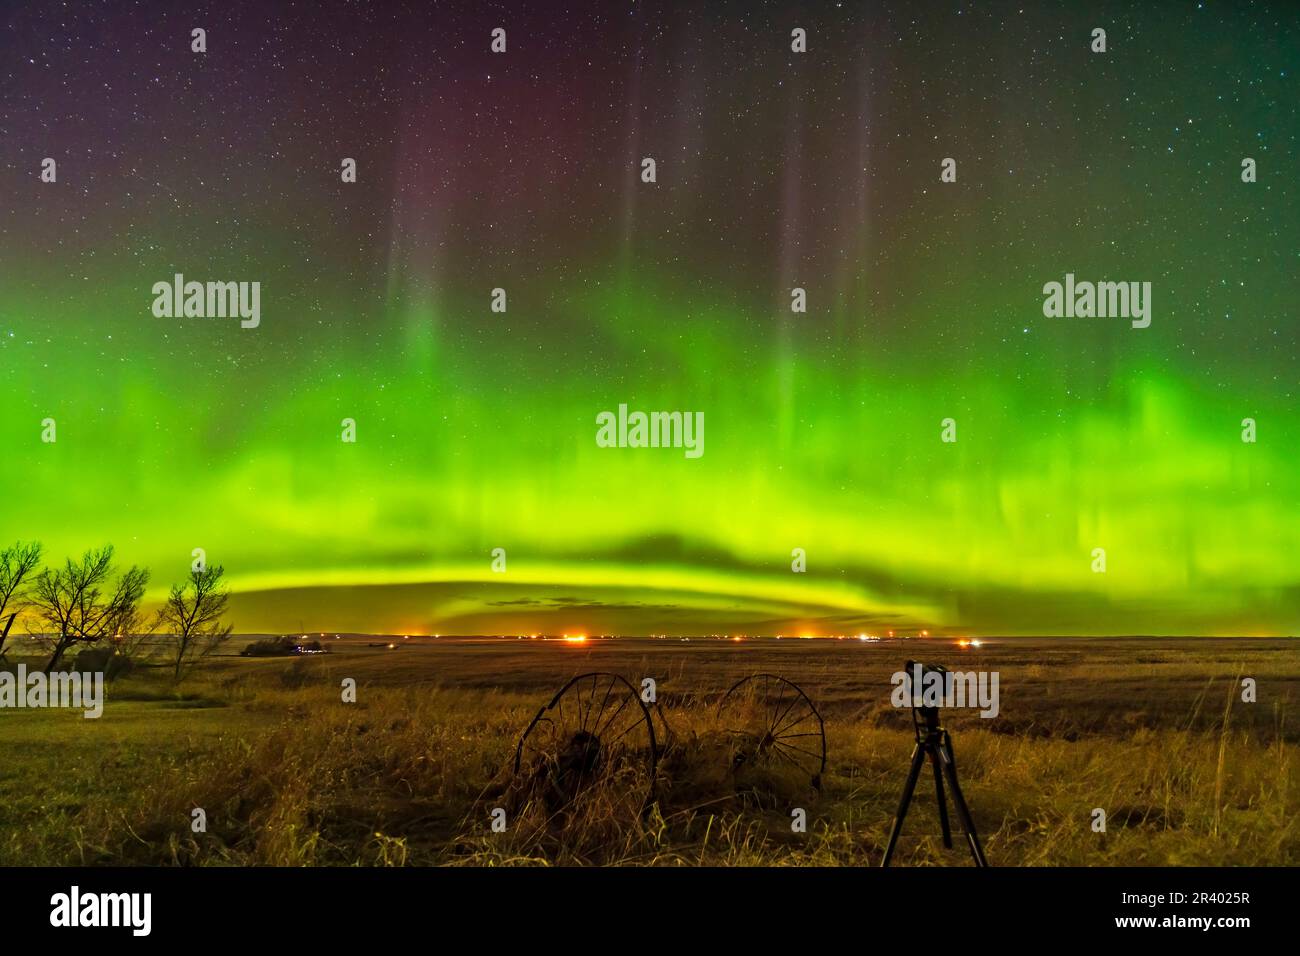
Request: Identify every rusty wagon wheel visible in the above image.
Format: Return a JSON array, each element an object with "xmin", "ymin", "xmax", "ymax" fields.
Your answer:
[
  {"xmin": 717, "ymin": 673, "xmax": 826, "ymax": 792},
  {"xmin": 513, "ymin": 672, "xmax": 658, "ymax": 813}
]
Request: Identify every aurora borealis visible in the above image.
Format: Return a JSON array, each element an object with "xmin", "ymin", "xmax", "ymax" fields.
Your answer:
[{"xmin": 1, "ymin": 1, "xmax": 1297, "ymax": 636}]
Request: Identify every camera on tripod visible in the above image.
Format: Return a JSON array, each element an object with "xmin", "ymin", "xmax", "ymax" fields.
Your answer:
[{"xmin": 883, "ymin": 659, "xmax": 988, "ymax": 867}]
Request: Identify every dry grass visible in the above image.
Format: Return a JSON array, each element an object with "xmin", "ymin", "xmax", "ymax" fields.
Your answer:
[{"xmin": 1, "ymin": 636, "xmax": 1297, "ymax": 866}]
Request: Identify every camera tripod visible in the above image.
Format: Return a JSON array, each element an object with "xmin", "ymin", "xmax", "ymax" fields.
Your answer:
[{"xmin": 881, "ymin": 701, "xmax": 988, "ymax": 867}]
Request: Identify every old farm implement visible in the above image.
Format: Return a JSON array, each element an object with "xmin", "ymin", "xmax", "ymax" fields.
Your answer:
[
  {"xmin": 498, "ymin": 661, "xmax": 986, "ymax": 867},
  {"xmin": 512, "ymin": 672, "xmax": 660, "ymax": 815},
  {"xmin": 508, "ymin": 670, "xmax": 826, "ymax": 816},
  {"xmin": 716, "ymin": 672, "xmax": 827, "ymax": 793}
]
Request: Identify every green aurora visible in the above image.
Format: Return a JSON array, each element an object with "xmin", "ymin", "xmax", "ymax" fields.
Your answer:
[
  {"xmin": 1, "ymin": 1, "xmax": 1297, "ymax": 636},
  {"xmin": 3, "ymin": 271, "xmax": 1297, "ymax": 636}
]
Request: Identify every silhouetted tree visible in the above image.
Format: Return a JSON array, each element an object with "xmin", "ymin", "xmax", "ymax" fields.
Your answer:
[
  {"xmin": 111, "ymin": 587, "xmax": 160, "ymax": 662},
  {"xmin": 157, "ymin": 565, "xmax": 233, "ymax": 678},
  {"xmin": 0, "ymin": 541, "xmax": 43, "ymax": 659},
  {"xmin": 0, "ymin": 541, "xmax": 42, "ymax": 616},
  {"xmin": 29, "ymin": 545, "xmax": 149, "ymax": 671}
]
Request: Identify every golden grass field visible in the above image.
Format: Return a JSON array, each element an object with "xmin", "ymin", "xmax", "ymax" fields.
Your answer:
[{"xmin": 1, "ymin": 635, "xmax": 1297, "ymax": 866}]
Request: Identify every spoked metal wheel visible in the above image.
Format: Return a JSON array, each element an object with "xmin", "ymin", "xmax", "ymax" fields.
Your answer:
[
  {"xmin": 513, "ymin": 672, "xmax": 658, "ymax": 813},
  {"xmin": 717, "ymin": 673, "xmax": 826, "ymax": 792}
]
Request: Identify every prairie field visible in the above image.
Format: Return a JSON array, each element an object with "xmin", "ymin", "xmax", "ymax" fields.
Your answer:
[{"xmin": 1, "ymin": 636, "xmax": 1297, "ymax": 867}]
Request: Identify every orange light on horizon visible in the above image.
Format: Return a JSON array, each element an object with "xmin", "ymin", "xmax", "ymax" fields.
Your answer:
[{"xmin": 562, "ymin": 634, "xmax": 587, "ymax": 644}]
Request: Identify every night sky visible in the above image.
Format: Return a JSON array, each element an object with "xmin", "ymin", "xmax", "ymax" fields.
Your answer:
[{"xmin": 1, "ymin": 0, "xmax": 1297, "ymax": 636}]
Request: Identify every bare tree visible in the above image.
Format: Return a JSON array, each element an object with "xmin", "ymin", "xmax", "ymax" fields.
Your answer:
[
  {"xmin": 29, "ymin": 545, "xmax": 149, "ymax": 671},
  {"xmin": 113, "ymin": 592, "xmax": 161, "ymax": 662},
  {"xmin": 157, "ymin": 565, "xmax": 233, "ymax": 678},
  {"xmin": 0, "ymin": 541, "xmax": 43, "ymax": 648}
]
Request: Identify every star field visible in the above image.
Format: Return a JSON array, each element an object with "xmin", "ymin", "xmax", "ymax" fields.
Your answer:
[{"xmin": 1, "ymin": 0, "xmax": 1297, "ymax": 636}]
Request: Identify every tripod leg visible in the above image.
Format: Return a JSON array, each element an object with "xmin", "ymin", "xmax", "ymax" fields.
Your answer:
[
  {"xmin": 881, "ymin": 742, "xmax": 927, "ymax": 867},
  {"xmin": 929, "ymin": 745, "xmax": 952, "ymax": 848},
  {"xmin": 940, "ymin": 734, "xmax": 989, "ymax": 867}
]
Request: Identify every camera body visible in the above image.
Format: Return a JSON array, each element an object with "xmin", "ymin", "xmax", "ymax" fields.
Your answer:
[
  {"xmin": 903, "ymin": 659, "xmax": 948, "ymax": 733},
  {"xmin": 905, "ymin": 659, "xmax": 947, "ymax": 681}
]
